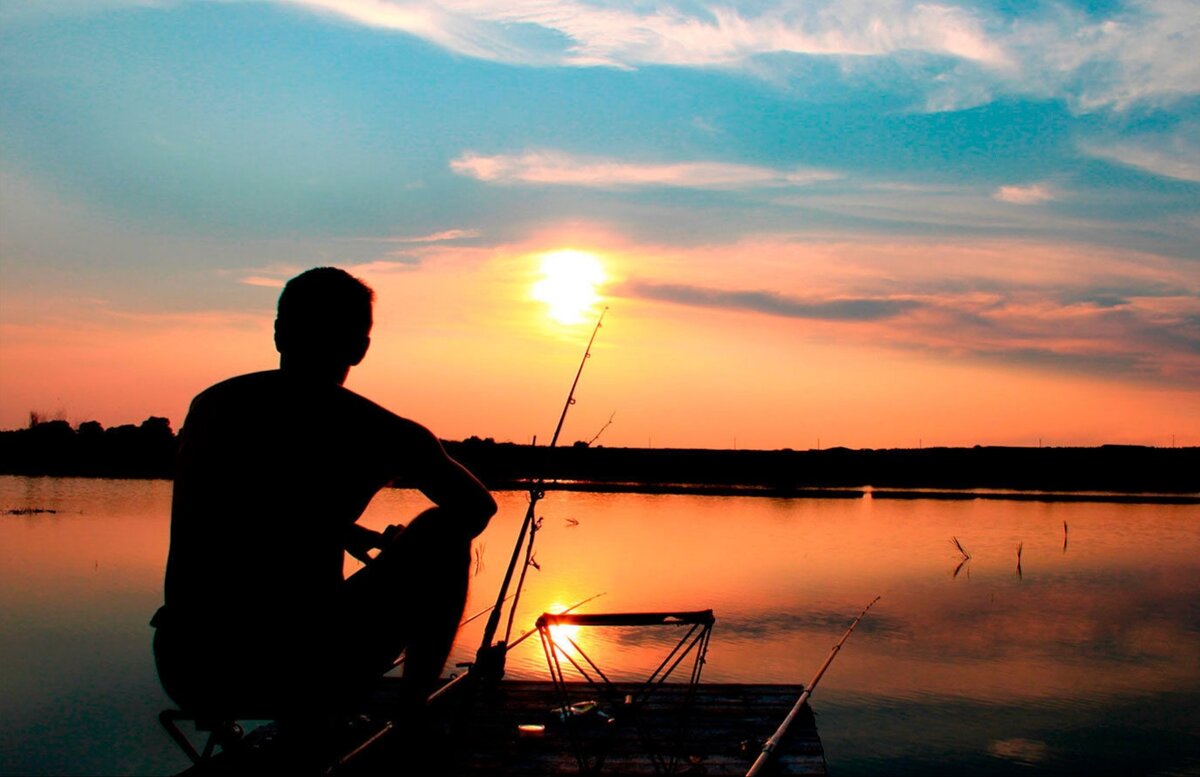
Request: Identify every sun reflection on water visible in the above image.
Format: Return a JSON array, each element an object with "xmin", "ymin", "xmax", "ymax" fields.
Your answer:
[{"xmin": 545, "ymin": 602, "xmax": 583, "ymax": 644}]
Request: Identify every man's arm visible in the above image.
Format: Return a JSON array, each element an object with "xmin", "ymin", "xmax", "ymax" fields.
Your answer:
[{"xmin": 398, "ymin": 419, "xmax": 497, "ymax": 539}]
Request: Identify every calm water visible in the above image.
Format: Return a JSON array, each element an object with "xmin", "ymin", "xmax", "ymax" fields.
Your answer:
[{"xmin": 1, "ymin": 475, "xmax": 1198, "ymax": 776}]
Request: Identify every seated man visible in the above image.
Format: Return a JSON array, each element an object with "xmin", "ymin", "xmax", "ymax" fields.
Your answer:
[{"xmin": 152, "ymin": 267, "xmax": 496, "ymax": 724}]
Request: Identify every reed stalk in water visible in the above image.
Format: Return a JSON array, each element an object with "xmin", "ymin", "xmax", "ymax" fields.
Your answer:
[{"xmin": 951, "ymin": 536, "xmax": 971, "ymax": 578}]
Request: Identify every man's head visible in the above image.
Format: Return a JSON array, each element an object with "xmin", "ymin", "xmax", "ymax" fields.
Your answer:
[{"xmin": 275, "ymin": 267, "xmax": 374, "ymax": 381}]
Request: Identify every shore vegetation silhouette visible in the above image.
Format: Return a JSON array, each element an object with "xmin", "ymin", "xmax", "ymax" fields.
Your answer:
[{"xmin": 1, "ymin": 419, "xmax": 1196, "ymax": 500}]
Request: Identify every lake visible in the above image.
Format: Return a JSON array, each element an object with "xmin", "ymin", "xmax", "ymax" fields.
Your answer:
[{"xmin": 1, "ymin": 475, "xmax": 1197, "ymax": 776}]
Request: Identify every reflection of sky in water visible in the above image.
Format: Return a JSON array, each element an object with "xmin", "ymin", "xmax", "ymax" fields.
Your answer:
[{"xmin": 1, "ymin": 477, "xmax": 1197, "ymax": 775}]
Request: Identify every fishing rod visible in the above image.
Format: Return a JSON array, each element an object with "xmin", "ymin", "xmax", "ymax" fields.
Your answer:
[
  {"xmin": 745, "ymin": 595, "xmax": 881, "ymax": 777},
  {"xmin": 389, "ymin": 593, "xmax": 516, "ymax": 670},
  {"xmin": 474, "ymin": 307, "xmax": 609, "ymax": 681}
]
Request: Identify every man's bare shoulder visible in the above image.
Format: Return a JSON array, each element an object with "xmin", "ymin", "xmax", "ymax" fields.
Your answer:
[
  {"xmin": 183, "ymin": 371, "xmax": 281, "ymax": 417},
  {"xmin": 192, "ymin": 370, "xmax": 282, "ymax": 401},
  {"xmin": 335, "ymin": 386, "xmax": 437, "ymax": 445}
]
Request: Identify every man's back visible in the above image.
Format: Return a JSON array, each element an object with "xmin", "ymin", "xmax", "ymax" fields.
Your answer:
[{"xmin": 164, "ymin": 369, "xmax": 414, "ymax": 633}]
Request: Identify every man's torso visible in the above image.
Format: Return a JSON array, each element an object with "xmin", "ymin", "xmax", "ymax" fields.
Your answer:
[{"xmin": 163, "ymin": 370, "xmax": 410, "ymax": 635}]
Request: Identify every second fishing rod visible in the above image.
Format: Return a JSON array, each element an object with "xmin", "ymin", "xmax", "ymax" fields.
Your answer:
[{"xmin": 473, "ymin": 307, "xmax": 609, "ymax": 682}]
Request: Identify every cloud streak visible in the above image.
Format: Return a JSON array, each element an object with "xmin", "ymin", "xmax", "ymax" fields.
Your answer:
[
  {"xmin": 451, "ymin": 150, "xmax": 839, "ymax": 189},
  {"xmin": 240, "ymin": 276, "xmax": 286, "ymax": 288},
  {"xmin": 277, "ymin": 0, "xmax": 1009, "ymax": 67},
  {"xmin": 12, "ymin": 1, "xmax": 1200, "ymax": 113},
  {"xmin": 623, "ymin": 281, "xmax": 921, "ymax": 321},
  {"xmin": 992, "ymin": 184, "xmax": 1056, "ymax": 205},
  {"xmin": 19, "ymin": 1, "xmax": 1198, "ymax": 113},
  {"xmin": 1082, "ymin": 128, "xmax": 1200, "ymax": 182},
  {"xmin": 611, "ymin": 237, "xmax": 1200, "ymax": 386},
  {"xmin": 272, "ymin": 0, "xmax": 1199, "ymax": 111},
  {"xmin": 346, "ymin": 229, "xmax": 482, "ymax": 243}
]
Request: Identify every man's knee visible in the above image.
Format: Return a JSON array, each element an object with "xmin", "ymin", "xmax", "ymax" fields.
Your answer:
[
  {"xmin": 390, "ymin": 507, "xmax": 473, "ymax": 565},
  {"xmin": 355, "ymin": 509, "xmax": 471, "ymax": 600}
]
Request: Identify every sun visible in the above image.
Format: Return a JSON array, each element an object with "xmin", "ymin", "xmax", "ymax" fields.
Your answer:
[
  {"xmin": 532, "ymin": 250, "xmax": 606, "ymax": 324},
  {"xmin": 545, "ymin": 602, "xmax": 582, "ymax": 644}
]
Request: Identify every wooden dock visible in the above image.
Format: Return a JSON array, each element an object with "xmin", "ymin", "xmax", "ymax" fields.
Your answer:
[{"xmin": 176, "ymin": 679, "xmax": 826, "ymax": 776}]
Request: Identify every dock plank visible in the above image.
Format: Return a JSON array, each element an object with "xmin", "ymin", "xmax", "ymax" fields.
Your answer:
[{"xmin": 179, "ymin": 679, "xmax": 825, "ymax": 776}]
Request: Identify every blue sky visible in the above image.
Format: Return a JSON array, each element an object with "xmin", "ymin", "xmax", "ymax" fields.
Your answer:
[{"xmin": 1, "ymin": 0, "xmax": 1197, "ymax": 446}]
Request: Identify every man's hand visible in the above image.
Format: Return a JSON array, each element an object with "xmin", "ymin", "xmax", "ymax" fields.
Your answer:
[{"xmin": 345, "ymin": 522, "xmax": 406, "ymax": 564}]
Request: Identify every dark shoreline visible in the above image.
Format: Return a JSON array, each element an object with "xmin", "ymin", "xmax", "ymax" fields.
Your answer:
[
  {"xmin": 486, "ymin": 480, "xmax": 1199, "ymax": 504},
  {"xmin": 2, "ymin": 474, "xmax": 1195, "ymax": 505},
  {"xmin": 444, "ymin": 440, "xmax": 1200, "ymax": 503},
  {"xmin": 2, "ymin": 419, "xmax": 1196, "ymax": 504}
]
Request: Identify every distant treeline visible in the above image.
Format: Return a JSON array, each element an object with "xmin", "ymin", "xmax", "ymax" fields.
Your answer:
[
  {"xmin": 0, "ymin": 417, "xmax": 176, "ymax": 478},
  {"xmin": 441, "ymin": 437, "xmax": 1199, "ymax": 496},
  {"xmin": 1, "ymin": 421, "xmax": 1197, "ymax": 495}
]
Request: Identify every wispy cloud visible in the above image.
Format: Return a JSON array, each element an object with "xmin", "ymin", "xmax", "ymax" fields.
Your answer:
[
  {"xmin": 13, "ymin": 1, "xmax": 1198, "ymax": 112},
  {"xmin": 624, "ymin": 281, "xmax": 921, "ymax": 321},
  {"xmin": 234, "ymin": 256, "xmax": 421, "ymax": 291},
  {"xmin": 612, "ymin": 237, "xmax": 1200, "ymax": 385},
  {"xmin": 269, "ymin": 0, "xmax": 529, "ymax": 64},
  {"xmin": 914, "ymin": 294, "xmax": 1200, "ymax": 383},
  {"xmin": 226, "ymin": 263, "xmax": 303, "ymax": 289},
  {"xmin": 20, "ymin": 0, "xmax": 1196, "ymax": 114},
  {"xmin": 399, "ymin": 228, "xmax": 480, "ymax": 243},
  {"xmin": 451, "ymin": 150, "xmax": 839, "ymax": 189},
  {"xmin": 1082, "ymin": 128, "xmax": 1200, "ymax": 182},
  {"xmin": 277, "ymin": 0, "xmax": 1010, "ymax": 67},
  {"xmin": 347, "ymin": 229, "xmax": 482, "ymax": 244},
  {"xmin": 1018, "ymin": 0, "xmax": 1200, "ymax": 111},
  {"xmin": 347, "ymin": 258, "xmax": 422, "ymax": 274},
  {"xmin": 992, "ymin": 184, "xmax": 1056, "ymax": 205},
  {"xmin": 240, "ymin": 276, "xmax": 286, "ymax": 288},
  {"xmin": 776, "ymin": 187, "xmax": 1073, "ymax": 235},
  {"xmin": 268, "ymin": 0, "xmax": 1199, "ymax": 111}
]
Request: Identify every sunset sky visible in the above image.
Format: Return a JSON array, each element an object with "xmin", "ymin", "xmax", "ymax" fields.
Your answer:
[{"xmin": 1, "ymin": 0, "xmax": 1197, "ymax": 449}]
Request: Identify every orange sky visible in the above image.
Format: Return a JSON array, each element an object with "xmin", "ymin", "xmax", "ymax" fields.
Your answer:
[{"xmin": 2, "ymin": 230, "xmax": 1197, "ymax": 449}]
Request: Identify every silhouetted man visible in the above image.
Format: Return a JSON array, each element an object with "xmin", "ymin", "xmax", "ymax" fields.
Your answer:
[{"xmin": 153, "ymin": 267, "xmax": 496, "ymax": 725}]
